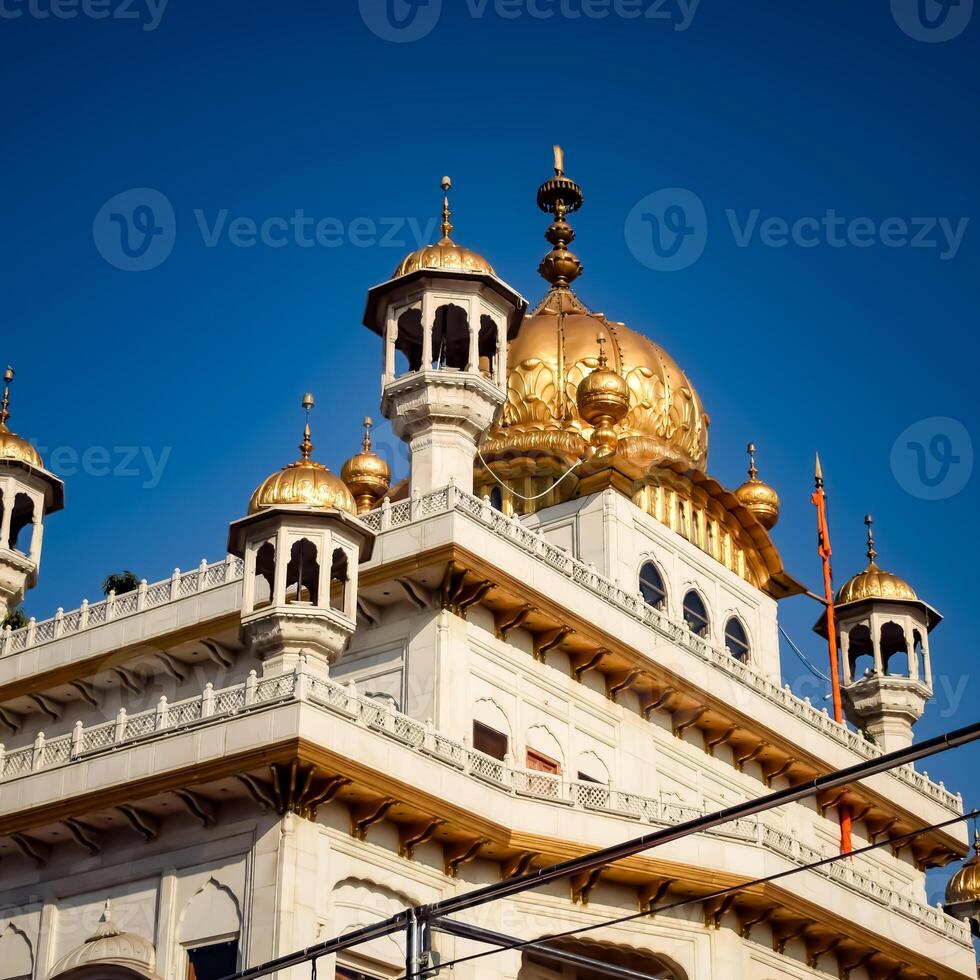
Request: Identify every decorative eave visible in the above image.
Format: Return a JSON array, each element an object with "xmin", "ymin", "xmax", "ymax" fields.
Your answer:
[{"xmin": 0, "ymin": 735, "xmax": 968, "ymax": 980}]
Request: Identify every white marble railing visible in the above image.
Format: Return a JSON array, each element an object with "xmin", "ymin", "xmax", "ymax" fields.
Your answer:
[
  {"xmin": 1, "ymin": 557, "xmax": 244, "ymax": 657},
  {"xmin": 359, "ymin": 487, "xmax": 964, "ymax": 815},
  {"xmin": 2, "ymin": 487, "xmax": 962, "ymax": 814},
  {"xmin": 0, "ymin": 665, "xmax": 967, "ymax": 945}
]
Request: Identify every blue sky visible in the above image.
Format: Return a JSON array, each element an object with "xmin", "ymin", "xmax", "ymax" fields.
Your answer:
[{"xmin": 1, "ymin": 0, "xmax": 977, "ymax": 903}]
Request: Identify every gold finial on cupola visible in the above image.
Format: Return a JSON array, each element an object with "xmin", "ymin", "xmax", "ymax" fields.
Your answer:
[{"xmin": 734, "ymin": 442, "xmax": 780, "ymax": 530}]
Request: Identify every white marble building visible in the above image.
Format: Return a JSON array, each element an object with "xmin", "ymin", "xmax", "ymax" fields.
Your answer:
[{"xmin": 0, "ymin": 157, "xmax": 975, "ymax": 980}]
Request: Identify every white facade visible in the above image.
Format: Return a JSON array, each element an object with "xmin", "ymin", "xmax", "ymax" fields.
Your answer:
[{"xmin": 0, "ymin": 481, "xmax": 974, "ymax": 980}]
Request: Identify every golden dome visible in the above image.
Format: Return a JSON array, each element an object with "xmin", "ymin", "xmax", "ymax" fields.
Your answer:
[
  {"xmin": 341, "ymin": 416, "xmax": 391, "ymax": 514},
  {"xmin": 836, "ymin": 516, "xmax": 917, "ymax": 604},
  {"xmin": 484, "ymin": 287, "xmax": 709, "ymax": 471},
  {"xmin": 946, "ymin": 833, "xmax": 980, "ymax": 904},
  {"xmin": 482, "ymin": 152, "xmax": 708, "ymax": 474},
  {"xmin": 0, "ymin": 367, "xmax": 43, "ymax": 469},
  {"xmin": 392, "ymin": 177, "xmax": 495, "ymax": 280},
  {"xmin": 734, "ymin": 443, "xmax": 780, "ymax": 530},
  {"xmin": 248, "ymin": 396, "xmax": 356, "ymax": 516}
]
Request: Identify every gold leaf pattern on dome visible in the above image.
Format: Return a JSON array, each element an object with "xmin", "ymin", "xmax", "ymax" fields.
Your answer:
[
  {"xmin": 484, "ymin": 291, "xmax": 708, "ymax": 473},
  {"xmin": 836, "ymin": 515, "xmax": 917, "ymax": 604},
  {"xmin": 946, "ymin": 833, "xmax": 980, "ymax": 904}
]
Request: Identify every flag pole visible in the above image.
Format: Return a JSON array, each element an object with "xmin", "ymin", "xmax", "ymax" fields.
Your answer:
[{"xmin": 811, "ymin": 453, "xmax": 853, "ymax": 854}]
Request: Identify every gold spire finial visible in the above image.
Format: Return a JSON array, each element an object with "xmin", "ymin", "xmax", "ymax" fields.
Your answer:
[
  {"xmin": 537, "ymin": 146, "xmax": 584, "ymax": 288},
  {"xmin": 596, "ymin": 334, "xmax": 608, "ymax": 369},
  {"xmin": 0, "ymin": 366, "xmax": 13, "ymax": 429},
  {"xmin": 747, "ymin": 442, "xmax": 759, "ymax": 481},
  {"xmin": 864, "ymin": 513, "xmax": 878, "ymax": 566},
  {"xmin": 362, "ymin": 415, "xmax": 374, "ymax": 452},
  {"xmin": 440, "ymin": 176, "xmax": 454, "ymax": 242},
  {"xmin": 300, "ymin": 392, "xmax": 315, "ymax": 461},
  {"xmin": 553, "ymin": 144, "xmax": 565, "ymax": 176}
]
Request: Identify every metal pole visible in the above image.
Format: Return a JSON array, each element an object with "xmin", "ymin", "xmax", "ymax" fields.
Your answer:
[
  {"xmin": 422, "ymin": 717, "xmax": 980, "ymax": 920},
  {"xmin": 404, "ymin": 907, "xmax": 422, "ymax": 980}
]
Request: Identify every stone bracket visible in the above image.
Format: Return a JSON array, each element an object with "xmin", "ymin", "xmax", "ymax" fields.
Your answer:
[
  {"xmin": 399, "ymin": 818, "xmax": 445, "ymax": 859},
  {"xmin": 445, "ymin": 837, "xmax": 488, "ymax": 878},
  {"xmin": 350, "ymin": 798, "xmax": 396, "ymax": 841}
]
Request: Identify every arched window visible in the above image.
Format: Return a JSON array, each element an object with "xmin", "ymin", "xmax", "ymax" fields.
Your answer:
[
  {"xmin": 395, "ymin": 307, "xmax": 423, "ymax": 374},
  {"xmin": 251, "ymin": 541, "xmax": 275, "ymax": 610},
  {"xmin": 675, "ymin": 497, "xmax": 687, "ymax": 537},
  {"xmin": 479, "ymin": 314, "xmax": 500, "ymax": 377},
  {"xmin": 8, "ymin": 493, "xmax": 34, "ymax": 553},
  {"xmin": 682, "ymin": 590, "xmax": 709, "ymax": 637},
  {"xmin": 489, "ymin": 486, "xmax": 503, "ymax": 512},
  {"xmin": 880, "ymin": 621, "xmax": 910, "ymax": 676},
  {"xmin": 330, "ymin": 547, "xmax": 349, "ymax": 612},
  {"xmin": 178, "ymin": 879, "xmax": 242, "ymax": 980},
  {"xmin": 286, "ymin": 539, "xmax": 319, "ymax": 605},
  {"xmin": 847, "ymin": 623, "xmax": 875, "ymax": 679},
  {"xmin": 432, "ymin": 303, "xmax": 469, "ymax": 369},
  {"xmin": 639, "ymin": 562, "xmax": 667, "ymax": 610},
  {"xmin": 724, "ymin": 617, "xmax": 750, "ymax": 661}
]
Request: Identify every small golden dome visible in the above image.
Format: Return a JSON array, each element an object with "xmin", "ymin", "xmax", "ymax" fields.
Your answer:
[
  {"xmin": 836, "ymin": 515, "xmax": 917, "ymax": 604},
  {"xmin": 248, "ymin": 395, "xmax": 356, "ymax": 516},
  {"xmin": 341, "ymin": 416, "xmax": 391, "ymax": 514},
  {"xmin": 734, "ymin": 443, "xmax": 780, "ymax": 530},
  {"xmin": 577, "ymin": 337, "xmax": 630, "ymax": 455},
  {"xmin": 392, "ymin": 177, "xmax": 495, "ymax": 280},
  {"xmin": 0, "ymin": 367, "xmax": 43, "ymax": 469},
  {"xmin": 946, "ymin": 833, "xmax": 980, "ymax": 904}
]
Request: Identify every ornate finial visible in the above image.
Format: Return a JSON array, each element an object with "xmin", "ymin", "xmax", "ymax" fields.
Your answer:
[
  {"xmin": 553, "ymin": 144, "xmax": 565, "ymax": 176},
  {"xmin": 299, "ymin": 392, "xmax": 315, "ymax": 461},
  {"xmin": 864, "ymin": 513, "xmax": 878, "ymax": 566},
  {"xmin": 596, "ymin": 335, "xmax": 608, "ymax": 369},
  {"xmin": 814, "ymin": 452, "xmax": 824, "ymax": 489},
  {"xmin": 0, "ymin": 365, "xmax": 13, "ymax": 429},
  {"xmin": 362, "ymin": 415, "xmax": 374, "ymax": 452},
  {"xmin": 746, "ymin": 442, "xmax": 759, "ymax": 481},
  {"xmin": 440, "ymin": 176, "xmax": 454, "ymax": 243},
  {"xmin": 88, "ymin": 899, "xmax": 123, "ymax": 942},
  {"xmin": 537, "ymin": 146, "xmax": 584, "ymax": 288}
]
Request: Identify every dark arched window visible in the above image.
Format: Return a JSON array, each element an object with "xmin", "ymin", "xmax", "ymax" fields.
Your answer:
[
  {"xmin": 253, "ymin": 540, "xmax": 275, "ymax": 610},
  {"xmin": 639, "ymin": 562, "xmax": 667, "ymax": 610},
  {"xmin": 286, "ymin": 539, "xmax": 319, "ymax": 605},
  {"xmin": 330, "ymin": 547, "xmax": 349, "ymax": 612},
  {"xmin": 490, "ymin": 486, "xmax": 503, "ymax": 512},
  {"xmin": 682, "ymin": 590, "xmax": 709, "ymax": 637},
  {"xmin": 8, "ymin": 492, "xmax": 34, "ymax": 553},
  {"xmin": 724, "ymin": 617, "xmax": 750, "ymax": 661}
]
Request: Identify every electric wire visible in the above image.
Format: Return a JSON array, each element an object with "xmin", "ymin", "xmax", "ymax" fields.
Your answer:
[
  {"xmin": 399, "ymin": 808, "xmax": 979, "ymax": 978},
  {"xmin": 476, "ymin": 446, "xmax": 582, "ymax": 502},
  {"xmin": 778, "ymin": 624, "xmax": 831, "ymax": 684}
]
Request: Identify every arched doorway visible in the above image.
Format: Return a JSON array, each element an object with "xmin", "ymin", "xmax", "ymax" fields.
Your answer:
[{"xmin": 519, "ymin": 939, "xmax": 687, "ymax": 979}]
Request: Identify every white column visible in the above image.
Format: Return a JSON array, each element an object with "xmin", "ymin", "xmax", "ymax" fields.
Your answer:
[
  {"xmin": 421, "ymin": 294, "xmax": 435, "ymax": 369},
  {"xmin": 273, "ymin": 525, "xmax": 289, "ymax": 606},
  {"xmin": 840, "ymin": 628, "xmax": 852, "ymax": 684},
  {"xmin": 871, "ymin": 616, "xmax": 884, "ymax": 674},
  {"xmin": 467, "ymin": 297, "xmax": 480, "ymax": 373},
  {"xmin": 0, "ymin": 481, "xmax": 13, "ymax": 549},
  {"xmin": 29, "ymin": 516, "xmax": 44, "ymax": 565},
  {"xmin": 384, "ymin": 309, "xmax": 398, "ymax": 386},
  {"xmin": 496, "ymin": 320, "xmax": 507, "ymax": 389}
]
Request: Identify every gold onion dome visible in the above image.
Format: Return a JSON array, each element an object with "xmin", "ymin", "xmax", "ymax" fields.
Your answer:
[
  {"xmin": 946, "ymin": 832, "xmax": 980, "ymax": 904},
  {"xmin": 482, "ymin": 147, "xmax": 708, "ymax": 472},
  {"xmin": 248, "ymin": 394, "xmax": 356, "ymax": 516},
  {"xmin": 0, "ymin": 367, "xmax": 43, "ymax": 469},
  {"xmin": 576, "ymin": 336, "xmax": 630, "ymax": 455},
  {"xmin": 836, "ymin": 515, "xmax": 917, "ymax": 604},
  {"xmin": 392, "ymin": 177, "xmax": 495, "ymax": 279},
  {"xmin": 341, "ymin": 416, "xmax": 391, "ymax": 514},
  {"xmin": 734, "ymin": 443, "xmax": 780, "ymax": 530}
]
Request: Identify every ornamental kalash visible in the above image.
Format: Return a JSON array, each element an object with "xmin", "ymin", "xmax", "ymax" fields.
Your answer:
[{"xmin": 0, "ymin": 152, "xmax": 973, "ymax": 980}]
